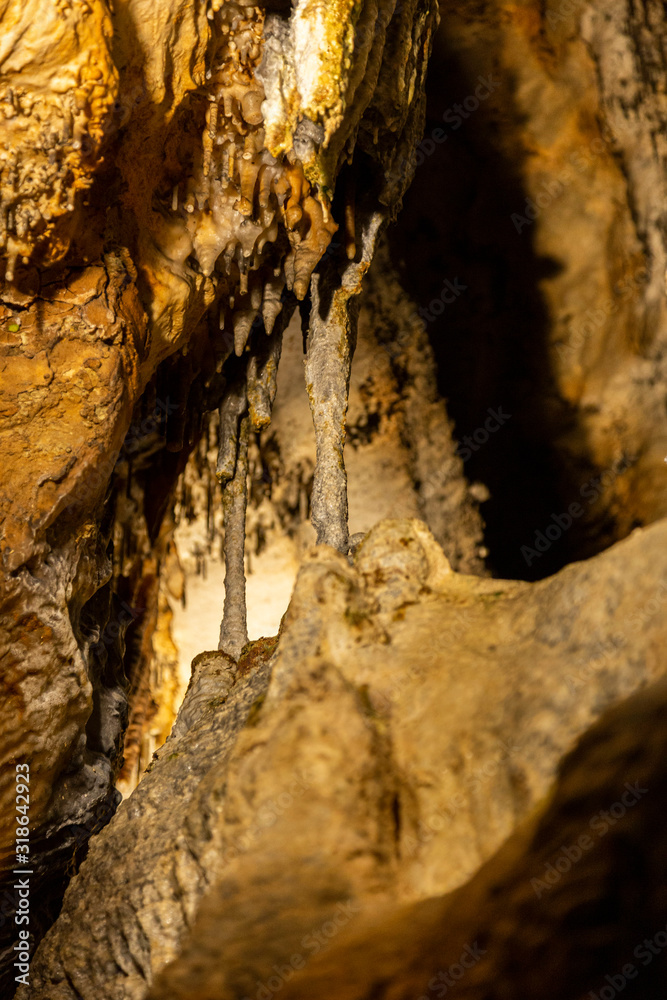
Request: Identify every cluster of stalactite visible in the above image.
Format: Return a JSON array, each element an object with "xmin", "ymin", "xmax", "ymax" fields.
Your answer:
[
  {"xmin": 168, "ymin": 1, "xmax": 347, "ymax": 660},
  {"xmin": 171, "ymin": 1, "xmax": 338, "ymax": 360},
  {"xmin": 0, "ymin": 0, "xmax": 393, "ymax": 665}
]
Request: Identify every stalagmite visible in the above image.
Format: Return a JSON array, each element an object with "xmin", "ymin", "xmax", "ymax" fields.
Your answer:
[
  {"xmin": 218, "ymin": 414, "xmax": 249, "ymax": 661},
  {"xmin": 216, "ymin": 371, "xmax": 252, "ymax": 661}
]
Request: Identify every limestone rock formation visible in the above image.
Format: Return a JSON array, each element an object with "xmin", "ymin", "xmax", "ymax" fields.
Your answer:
[
  {"xmin": 19, "ymin": 517, "xmax": 667, "ymax": 999},
  {"xmin": 3, "ymin": 0, "xmax": 667, "ymax": 998},
  {"xmin": 0, "ymin": 0, "xmax": 438, "ymax": 989},
  {"xmin": 0, "ymin": 0, "xmax": 119, "ymax": 277},
  {"xmin": 169, "ymin": 245, "xmax": 487, "ymax": 675},
  {"xmin": 208, "ymin": 677, "xmax": 667, "ymax": 1000},
  {"xmin": 394, "ymin": 0, "xmax": 667, "ymax": 579}
]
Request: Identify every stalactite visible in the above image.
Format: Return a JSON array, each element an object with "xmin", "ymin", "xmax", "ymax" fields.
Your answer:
[
  {"xmin": 162, "ymin": 0, "xmax": 337, "ymax": 360},
  {"xmin": 247, "ymin": 325, "xmax": 284, "ymax": 431},
  {"xmin": 304, "ymin": 270, "xmax": 357, "ymax": 553},
  {"xmin": 218, "ymin": 413, "xmax": 249, "ymax": 661},
  {"xmin": 215, "ymin": 367, "xmax": 250, "ymax": 661},
  {"xmin": 216, "ymin": 376, "xmax": 247, "ymax": 483},
  {"xmin": 0, "ymin": 10, "xmax": 118, "ymax": 277}
]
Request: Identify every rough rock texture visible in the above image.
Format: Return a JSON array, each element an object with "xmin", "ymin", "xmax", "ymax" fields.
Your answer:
[
  {"xmin": 21, "ymin": 516, "xmax": 667, "ymax": 999},
  {"xmin": 170, "ymin": 244, "xmax": 487, "ymax": 672},
  {"xmin": 393, "ymin": 0, "xmax": 667, "ymax": 579},
  {"xmin": 201, "ymin": 678, "xmax": 667, "ymax": 1000},
  {"xmin": 116, "ymin": 530, "xmax": 184, "ymax": 797},
  {"xmin": 0, "ymin": 0, "xmax": 119, "ymax": 276},
  {"xmin": 0, "ymin": 0, "xmax": 439, "ymax": 988},
  {"xmin": 4, "ymin": 0, "xmax": 667, "ymax": 997}
]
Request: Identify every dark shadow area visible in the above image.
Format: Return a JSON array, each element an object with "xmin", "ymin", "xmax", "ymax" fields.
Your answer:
[{"xmin": 388, "ymin": 22, "xmax": 580, "ymax": 581}]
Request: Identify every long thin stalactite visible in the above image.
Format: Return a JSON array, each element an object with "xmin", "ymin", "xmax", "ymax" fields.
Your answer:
[{"xmin": 218, "ymin": 412, "xmax": 250, "ymax": 660}]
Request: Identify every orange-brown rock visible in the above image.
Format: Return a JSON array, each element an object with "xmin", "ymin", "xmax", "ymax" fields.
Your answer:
[
  {"xmin": 21, "ymin": 517, "xmax": 667, "ymax": 1000},
  {"xmin": 3, "ymin": 1, "xmax": 667, "ymax": 999},
  {"xmin": 394, "ymin": 0, "xmax": 667, "ymax": 578},
  {"xmin": 0, "ymin": 1, "xmax": 439, "ymax": 993}
]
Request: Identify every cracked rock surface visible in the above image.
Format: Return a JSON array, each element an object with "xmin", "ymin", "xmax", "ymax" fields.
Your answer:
[{"xmin": 21, "ymin": 516, "xmax": 667, "ymax": 999}]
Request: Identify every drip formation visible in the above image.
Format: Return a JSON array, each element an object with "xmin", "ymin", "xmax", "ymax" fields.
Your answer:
[{"xmin": 169, "ymin": 1, "xmax": 338, "ymax": 359}]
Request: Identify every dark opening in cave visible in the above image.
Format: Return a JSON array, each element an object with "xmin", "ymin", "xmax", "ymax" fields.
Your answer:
[{"xmin": 391, "ymin": 23, "xmax": 586, "ymax": 582}]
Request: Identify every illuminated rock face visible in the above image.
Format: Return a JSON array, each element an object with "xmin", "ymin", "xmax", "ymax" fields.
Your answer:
[
  {"xmin": 4, "ymin": 1, "xmax": 667, "ymax": 999},
  {"xmin": 167, "ymin": 1, "xmax": 338, "ymax": 355},
  {"xmin": 0, "ymin": 0, "xmax": 438, "ymax": 991},
  {"xmin": 19, "ymin": 518, "xmax": 667, "ymax": 1000},
  {"xmin": 0, "ymin": 0, "xmax": 119, "ymax": 278}
]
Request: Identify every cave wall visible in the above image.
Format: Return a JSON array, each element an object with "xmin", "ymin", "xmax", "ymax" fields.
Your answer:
[
  {"xmin": 2, "ymin": 0, "xmax": 667, "ymax": 997},
  {"xmin": 21, "ymin": 517, "xmax": 667, "ymax": 1000},
  {"xmin": 0, "ymin": 0, "xmax": 440, "ymax": 991},
  {"xmin": 393, "ymin": 0, "xmax": 667, "ymax": 578},
  {"xmin": 169, "ymin": 245, "xmax": 487, "ymax": 676}
]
